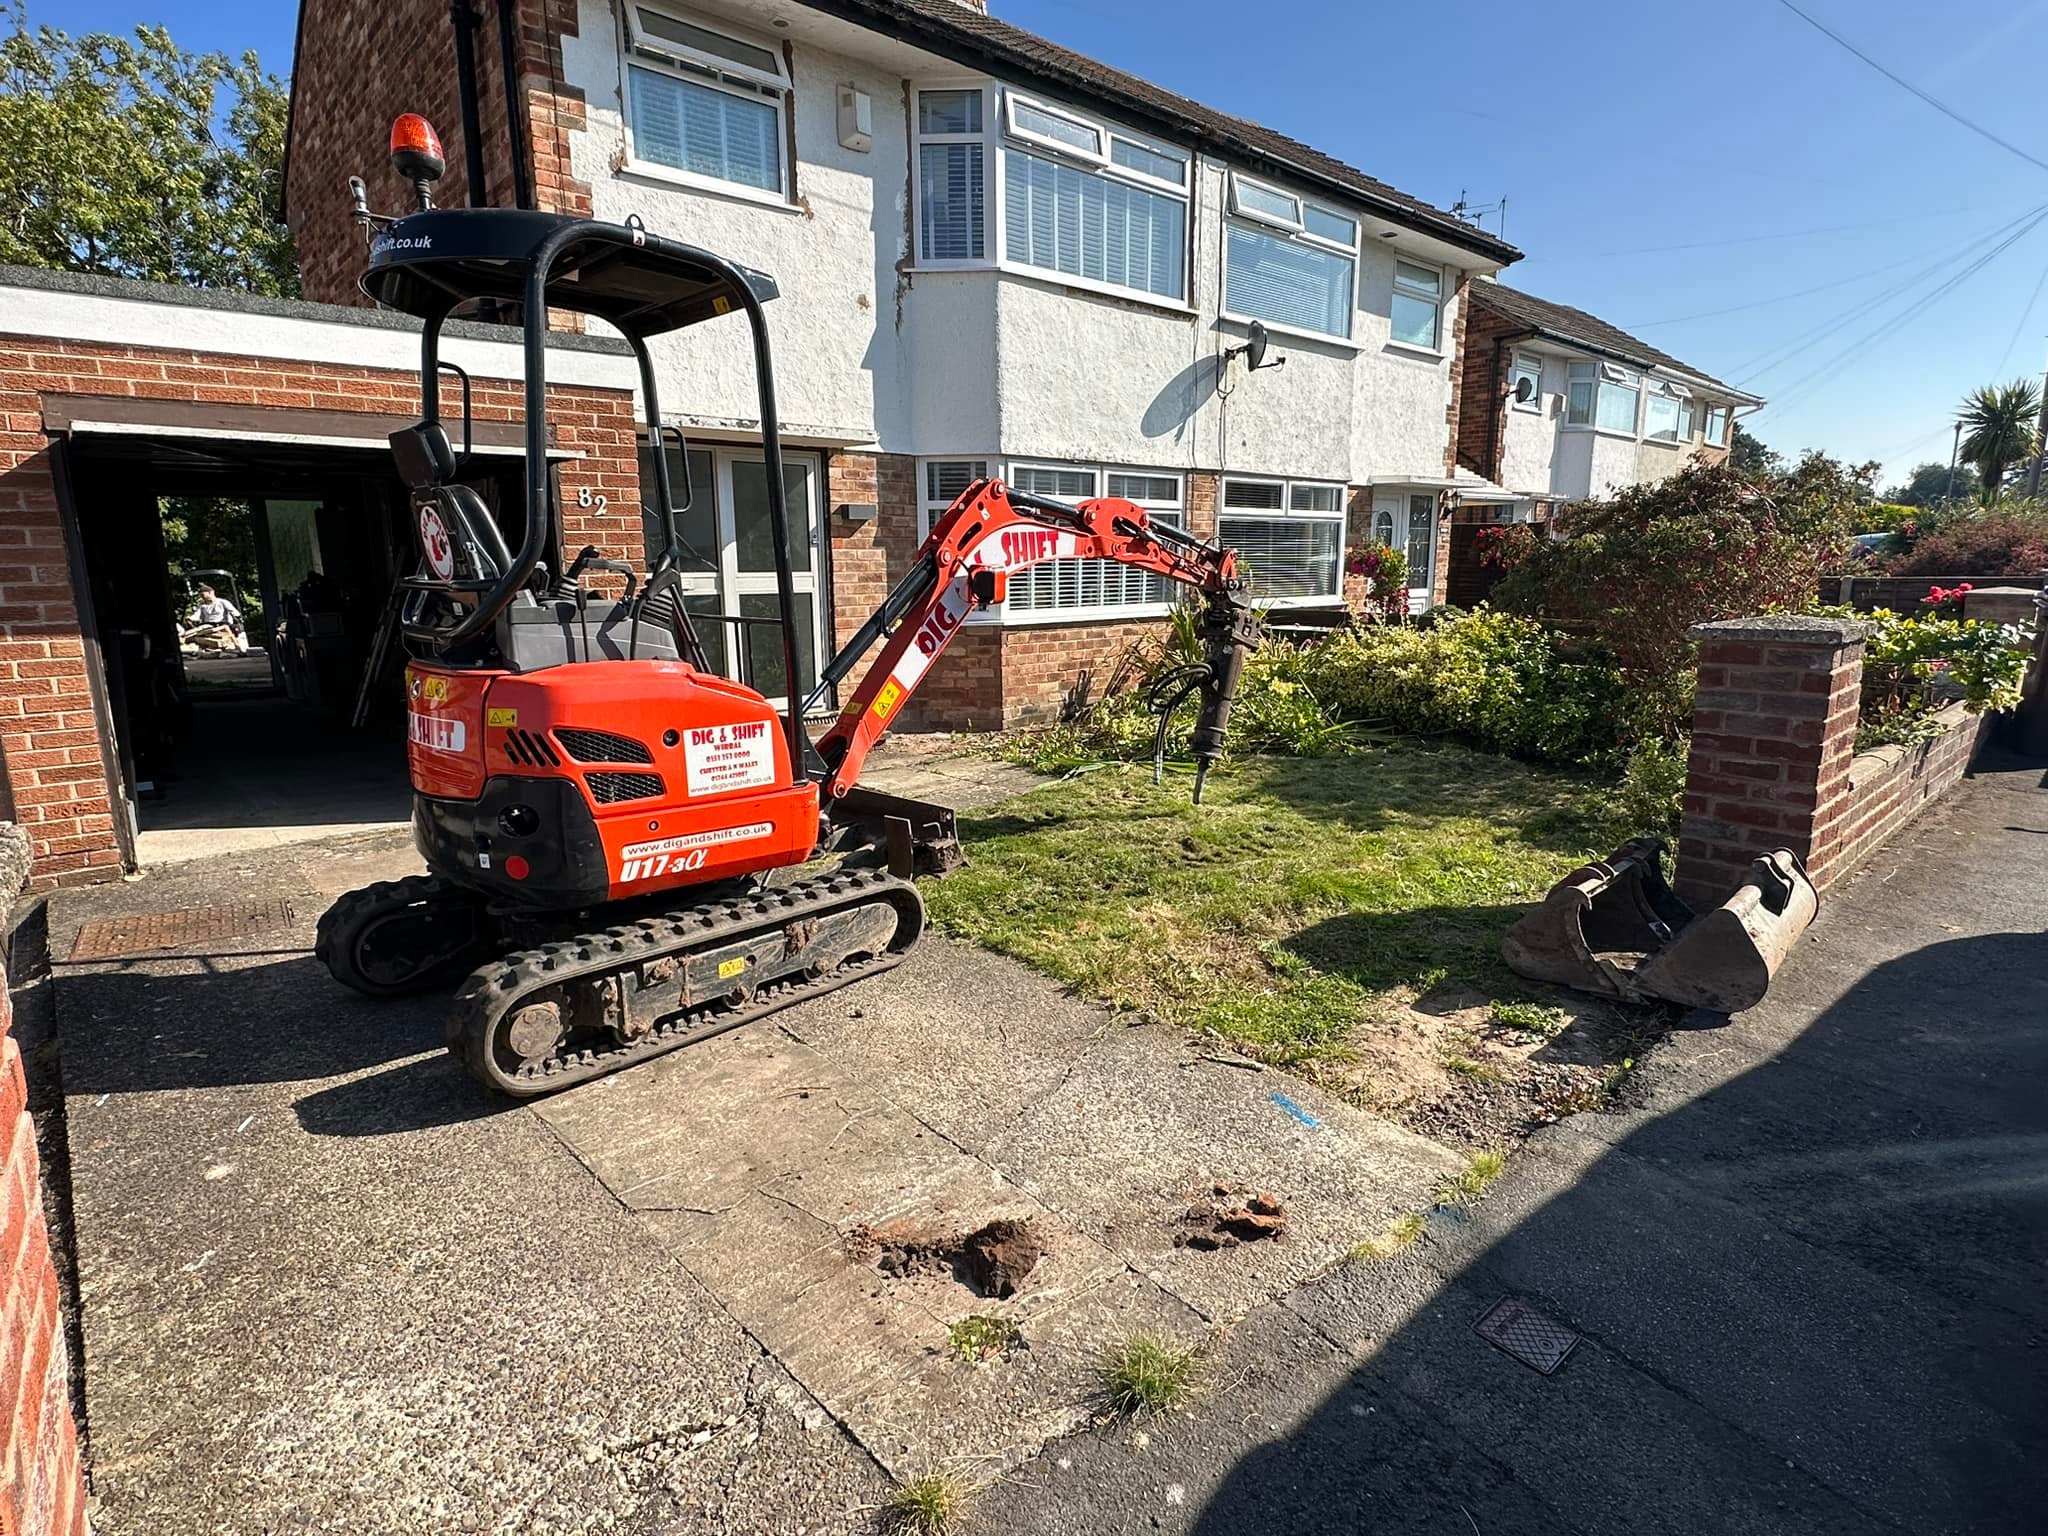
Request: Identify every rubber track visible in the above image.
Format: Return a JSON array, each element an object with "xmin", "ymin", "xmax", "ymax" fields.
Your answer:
[
  {"xmin": 445, "ymin": 866, "xmax": 923, "ymax": 1097},
  {"xmin": 315, "ymin": 874, "xmax": 472, "ymax": 997}
]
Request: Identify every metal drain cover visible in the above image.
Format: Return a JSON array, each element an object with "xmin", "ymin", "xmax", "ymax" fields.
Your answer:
[
  {"xmin": 1474, "ymin": 1295, "xmax": 1580, "ymax": 1375},
  {"xmin": 69, "ymin": 899, "xmax": 298, "ymax": 961}
]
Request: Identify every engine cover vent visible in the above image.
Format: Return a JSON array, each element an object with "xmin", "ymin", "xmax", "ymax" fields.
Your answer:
[
  {"xmin": 587, "ymin": 771, "xmax": 665, "ymax": 804},
  {"xmin": 555, "ymin": 728, "xmax": 655, "ymax": 765},
  {"xmin": 504, "ymin": 729, "xmax": 561, "ymax": 767}
]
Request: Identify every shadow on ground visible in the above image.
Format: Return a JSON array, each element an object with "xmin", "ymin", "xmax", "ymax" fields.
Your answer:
[
  {"xmin": 57, "ymin": 953, "xmax": 490, "ymax": 1136},
  {"xmin": 1185, "ymin": 926, "xmax": 2048, "ymax": 1535}
]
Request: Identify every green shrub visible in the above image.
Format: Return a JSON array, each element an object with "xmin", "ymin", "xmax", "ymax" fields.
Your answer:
[
  {"xmin": 1872, "ymin": 506, "xmax": 2048, "ymax": 578},
  {"xmin": 1615, "ymin": 736, "xmax": 1688, "ymax": 837}
]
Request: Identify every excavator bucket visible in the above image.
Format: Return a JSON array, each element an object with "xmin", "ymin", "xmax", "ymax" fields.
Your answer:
[{"xmin": 1502, "ymin": 839, "xmax": 1817, "ymax": 1012}]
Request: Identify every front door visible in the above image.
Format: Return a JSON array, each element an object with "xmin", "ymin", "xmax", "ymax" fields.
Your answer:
[{"xmin": 652, "ymin": 443, "xmax": 824, "ymax": 707}]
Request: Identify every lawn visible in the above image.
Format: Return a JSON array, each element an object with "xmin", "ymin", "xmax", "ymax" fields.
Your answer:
[{"xmin": 923, "ymin": 739, "xmax": 1646, "ymax": 1072}]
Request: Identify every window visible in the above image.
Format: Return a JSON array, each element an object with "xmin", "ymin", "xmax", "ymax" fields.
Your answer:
[
  {"xmin": 1405, "ymin": 493, "xmax": 1436, "ymax": 590},
  {"xmin": 1223, "ymin": 173, "xmax": 1357, "ymax": 339},
  {"xmin": 1390, "ymin": 261, "xmax": 1443, "ymax": 350},
  {"xmin": 915, "ymin": 89, "xmax": 985, "ymax": 262},
  {"xmin": 1704, "ymin": 405, "xmax": 1729, "ymax": 447},
  {"xmin": 1006, "ymin": 464, "xmax": 1183, "ymax": 616},
  {"xmin": 1565, "ymin": 362, "xmax": 1595, "ymax": 426},
  {"xmin": 999, "ymin": 92, "xmax": 1189, "ymax": 302},
  {"xmin": 1596, "ymin": 364, "xmax": 1641, "ymax": 434},
  {"xmin": 1644, "ymin": 393, "xmax": 1681, "ymax": 442},
  {"xmin": 1677, "ymin": 398, "xmax": 1699, "ymax": 439},
  {"xmin": 623, "ymin": 5, "xmax": 789, "ymax": 195},
  {"xmin": 918, "ymin": 458, "xmax": 990, "ymax": 538},
  {"xmin": 1369, "ymin": 506, "xmax": 1395, "ymax": 545},
  {"xmin": 1218, "ymin": 477, "xmax": 1346, "ymax": 604},
  {"xmin": 1510, "ymin": 353, "xmax": 1542, "ymax": 411}
]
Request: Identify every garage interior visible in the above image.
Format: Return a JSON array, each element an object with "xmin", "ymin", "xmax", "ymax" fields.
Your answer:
[{"xmin": 50, "ymin": 399, "xmax": 538, "ymax": 868}]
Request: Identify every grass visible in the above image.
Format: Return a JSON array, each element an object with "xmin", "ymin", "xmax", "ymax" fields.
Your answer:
[
  {"xmin": 879, "ymin": 1472, "xmax": 971, "ymax": 1535},
  {"xmin": 1100, "ymin": 1334, "xmax": 1199, "ymax": 1416},
  {"xmin": 946, "ymin": 1313, "xmax": 1019, "ymax": 1364},
  {"xmin": 1442, "ymin": 1050, "xmax": 1506, "ymax": 1083},
  {"xmin": 1489, "ymin": 998, "xmax": 1570, "ymax": 1038},
  {"xmin": 923, "ymin": 744, "xmax": 1637, "ymax": 1067},
  {"xmin": 1347, "ymin": 1210, "xmax": 1428, "ymax": 1263},
  {"xmin": 1433, "ymin": 1148, "xmax": 1508, "ymax": 1206}
]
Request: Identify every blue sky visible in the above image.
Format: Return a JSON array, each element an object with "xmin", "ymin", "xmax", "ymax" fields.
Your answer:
[{"xmin": 57, "ymin": 0, "xmax": 2048, "ymax": 489}]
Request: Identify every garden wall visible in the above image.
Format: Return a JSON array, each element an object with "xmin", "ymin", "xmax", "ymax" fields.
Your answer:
[
  {"xmin": 0, "ymin": 825, "xmax": 88, "ymax": 1536},
  {"xmin": 1676, "ymin": 616, "xmax": 1987, "ymax": 909}
]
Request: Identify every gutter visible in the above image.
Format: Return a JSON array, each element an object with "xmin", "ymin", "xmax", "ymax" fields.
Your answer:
[
  {"xmin": 496, "ymin": 0, "xmax": 536, "ymax": 210},
  {"xmin": 1498, "ymin": 319, "xmax": 1762, "ymax": 406},
  {"xmin": 277, "ymin": 1, "xmax": 314, "ymax": 224},
  {"xmin": 794, "ymin": 0, "xmax": 1520, "ymax": 267},
  {"xmin": 450, "ymin": 0, "xmax": 491, "ymax": 206}
]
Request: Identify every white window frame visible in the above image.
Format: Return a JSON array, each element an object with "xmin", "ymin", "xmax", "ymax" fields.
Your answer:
[
  {"xmin": 1388, "ymin": 259, "xmax": 1445, "ymax": 354},
  {"xmin": 1644, "ymin": 385, "xmax": 1684, "ymax": 443},
  {"xmin": 1594, "ymin": 362, "xmax": 1643, "ymax": 437},
  {"xmin": 1003, "ymin": 91, "xmax": 1108, "ymax": 165},
  {"xmin": 993, "ymin": 89, "xmax": 1193, "ymax": 307},
  {"xmin": 1222, "ymin": 172, "xmax": 1360, "ymax": 344},
  {"xmin": 619, "ymin": 3, "xmax": 792, "ymax": 205},
  {"xmin": 1510, "ymin": 352, "xmax": 1543, "ymax": 412},
  {"xmin": 1217, "ymin": 475, "xmax": 1348, "ymax": 608},
  {"xmin": 915, "ymin": 458, "xmax": 1186, "ymax": 625},
  {"xmin": 1704, "ymin": 405, "xmax": 1730, "ymax": 448},
  {"xmin": 912, "ymin": 84, "xmax": 991, "ymax": 268}
]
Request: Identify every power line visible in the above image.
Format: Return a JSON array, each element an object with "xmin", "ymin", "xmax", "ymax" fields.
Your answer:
[
  {"xmin": 1992, "ymin": 256, "xmax": 2048, "ymax": 376},
  {"xmin": 1775, "ymin": 0, "xmax": 2048, "ymax": 177},
  {"xmin": 1623, "ymin": 245, "xmax": 1983, "ymax": 329},
  {"xmin": 1561, "ymin": 202, "xmax": 2019, "ymax": 260}
]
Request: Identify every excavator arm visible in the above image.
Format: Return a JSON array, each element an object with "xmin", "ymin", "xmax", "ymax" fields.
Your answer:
[{"xmin": 808, "ymin": 478, "xmax": 1259, "ymax": 803}]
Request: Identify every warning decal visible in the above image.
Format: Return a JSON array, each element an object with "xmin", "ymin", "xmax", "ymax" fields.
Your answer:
[
  {"xmin": 870, "ymin": 679, "xmax": 903, "ymax": 719},
  {"xmin": 682, "ymin": 720, "xmax": 777, "ymax": 795}
]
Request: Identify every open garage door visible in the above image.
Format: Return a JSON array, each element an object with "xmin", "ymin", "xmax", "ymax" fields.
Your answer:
[{"xmin": 49, "ymin": 397, "xmax": 573, "ymax": 868}]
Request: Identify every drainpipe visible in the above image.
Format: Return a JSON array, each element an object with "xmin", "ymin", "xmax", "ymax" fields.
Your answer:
[
  {"xmin": 496, "ymin": 0, "xmax": 536, "ymax": 210},
  {"xmin": 449, "ymin": 0, "xmax": 489, "ymax": 205}
]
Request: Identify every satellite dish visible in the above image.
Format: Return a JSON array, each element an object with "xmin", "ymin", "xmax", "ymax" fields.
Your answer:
[
  {"xmin": 1513, "ymin": 375, "xmax": 1536, "ymax": 404},
  {"xmin": 1244, "ymin": 321, "xmax": 1269, "ymax": 371}
]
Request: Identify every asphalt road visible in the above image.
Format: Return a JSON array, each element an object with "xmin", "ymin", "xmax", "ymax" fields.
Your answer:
[{"xmin": 975, "ymin": 754, "xmax": 2048, "ymax": 1536}]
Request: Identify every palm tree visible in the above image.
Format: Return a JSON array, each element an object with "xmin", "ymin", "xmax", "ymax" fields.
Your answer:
[{"xmin": 1956, "ymin": 379, "xmax": 2042, "ymax": 505}]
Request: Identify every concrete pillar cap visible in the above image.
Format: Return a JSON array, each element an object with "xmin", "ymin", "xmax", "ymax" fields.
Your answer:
[{"xmin": 1689, "ymin": 614, "xmax": 1868, "ymax": 643}]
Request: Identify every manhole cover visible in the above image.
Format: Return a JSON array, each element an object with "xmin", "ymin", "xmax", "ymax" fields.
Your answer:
[
  {"xmin": 69, "ymin": 899, "xmax": 297, "ymax": 961},
  {"xmin": 1474, "ymin": 1295, "xmax": 1580, "ymax": 1375}
]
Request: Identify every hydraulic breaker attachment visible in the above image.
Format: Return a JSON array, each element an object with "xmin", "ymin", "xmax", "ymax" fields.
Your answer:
[{"xmin": 1501, "ymin": 839, "xmax": 1817, "ymax": 1012}]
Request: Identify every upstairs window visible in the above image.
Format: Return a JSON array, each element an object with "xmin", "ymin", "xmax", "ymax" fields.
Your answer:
[
  {"xmin": 1218, "ymin": 477, "xmax": 1345, "ymax": 605},
  {"xmin": 1677, "ymin": 398, "xmax": 1699, "ymax": 438},
  {"xmin": 1000, "ymin": 92, "xmax": 1189, "ymax": 302},
  {"xmin": 1390, "ymin": 261, "xmax": 1443, "ymax": 350},
  {"xmin": 1510, "ymin": 353, "xmax": 1542, "ymax": 410},
  {"xmin": 1566, "ymin": 362, "xmax": 1595, "ymax": 426},
  {"xmin": 1645, "ymin": 380, "xmax": 1692, "ymax": 442},
  {"xmin": 915, "ymin": 89, "xmax": 986, "ymax": 262},
  {"xmin": 1704, "ymin": 405, "xmax": 1730, "ymax": 447},
  {"xmin": 1223, "ymin": 173, "xmax": 1357, "ymax": 339},
  {"xmin": 624, "ymin": 5, "xmax": 789, "ymax": 195},
  {"xmin": 1596, "ymin": 363, "xmax": 1641, "ymax": 434}
]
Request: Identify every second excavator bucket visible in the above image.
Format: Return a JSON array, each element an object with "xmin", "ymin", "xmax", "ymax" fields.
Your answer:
[{"xmin": 1502, "ymin": 839, "xmax": 1817, "ymax": 1013}]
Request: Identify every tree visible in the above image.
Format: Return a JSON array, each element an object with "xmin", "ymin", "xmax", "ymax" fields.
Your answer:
[
  {"xmin": 1882, "ymin": 460, "xmax": 1979, "ymax": 508},
  {"xmin": 1728, "ymin": 423, "xmax": 1782, "ymax": 478},
  {"xmin": 0, "ymin": 7, "xmax": 295, "ymax": 294},
  {"xmin": 1956, "ymin": 379, "xmax": 2042, "ymax": 505}
]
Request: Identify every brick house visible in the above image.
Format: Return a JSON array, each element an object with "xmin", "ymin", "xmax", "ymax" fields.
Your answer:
[{"xmin": 284, "ymin": 0, "xmax": 1523, "ymax": 708}]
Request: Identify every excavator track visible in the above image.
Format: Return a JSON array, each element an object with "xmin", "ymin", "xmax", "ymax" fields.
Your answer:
[{"xmin": 446, "ymin": 865, "xmax": 924, "ymax": 1097}]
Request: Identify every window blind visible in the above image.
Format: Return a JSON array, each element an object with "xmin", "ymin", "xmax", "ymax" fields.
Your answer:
[
  {"xmin": 1002, "ymin": 148, "xmax": 1185, "ymax": 300},
  {"xmin": 1219, "ymin": 516, "xmax": 1342, "ymax": 601},
  {"xmin": 1225, "ymin": 224, "xmax": 1352, "ymax": 337},
  {"xmin": 1007, "ymin": 465, "xmax": 1180, "ymax": 612},
  {"xmin": 629, "ymin": 65, "xmax": 779, "ymax": 191},
  {"xmin": 919, "ymin": 142, "xmax": 983, "ymax": 260}
]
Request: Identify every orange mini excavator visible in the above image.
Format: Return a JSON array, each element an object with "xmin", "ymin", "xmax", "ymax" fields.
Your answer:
[{"xmin": 317, "ymin": 117, "xmax": 1258, "ymax": 1096}]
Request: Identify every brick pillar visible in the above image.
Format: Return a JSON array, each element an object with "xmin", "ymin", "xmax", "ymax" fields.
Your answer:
[
  {"xmin": 1676, "ymin": 615, "xmax": 1866, "ymax": 909},
  {"xmin": 0, "ymin": 827, "xmax": 89, "ymax": 1535}
]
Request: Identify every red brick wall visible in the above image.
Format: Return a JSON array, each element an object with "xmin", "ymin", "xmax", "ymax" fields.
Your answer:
[
  {"xmin": 286, "ymin": 0, "xmax": 590, "ymax": 307},
  {"xmin": 823, "ymin": 451, "xmax": 917, "ymax": 703},
  {"xmin": 1443, "ymin": 275, "xmax": 1471, "ymax": 477},
  {"xmin": 1455, "ymin": 297, "xmax": 1526, "ymax": 481},
  {"xmin": 1674, "ymin": 614, "xmax": 1986, "ymax": 909},
  {"xmin": 0, "ymin": 333, "xmax": 640, "ymax": 889},
  {"xmin": 0, "ymin": 839, "xmax": 88, "ymax": 1536}
]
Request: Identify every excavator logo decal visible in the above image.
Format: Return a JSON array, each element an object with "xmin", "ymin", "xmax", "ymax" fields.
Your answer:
[
  {"xmin": 418, "ymin": 503, "xmax": 455, "ymax": 580},
  {"xmin": 997, "ymin": 528, "xmax": 1062, "ymax": 568},
  {"xmin": 912, "ymin": 581, "xmax": 970, "ymax": 657}
]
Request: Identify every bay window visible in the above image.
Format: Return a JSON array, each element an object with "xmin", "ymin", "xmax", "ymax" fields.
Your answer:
[
  {"xmin": 1390, "ymin": 261, "xmax": 1444, "ymax": 350},
  {"xmin": 999, "ymin": 93, "xmax": 1189, "ymax": 302},
  {"xmin": 1678, "ymin": 398, "xmax": 1699, "ymax": 439},
  {"xmin": 1644, "ymin": 393, "xmax": 1681, "ymax": 442},
  {"xmin": 623, "ymin": 4, "xmax": 789, "ymax": 196},
  {"xmin": 915, "ymin": 89, "xmax": 986, "ymax": 262},
  {"xmin": 1223, "ymin": 173, "xmax": 1357, "ymax": 340},
  {"xmin": 1218, "ymin": 478, "xmax": 1346, "ymax": 605},
  {"xmin": 1704, "ymin": 405, "xmax": 1730, "ymax": 447},
  {"xmin": 1595, "ymin": 364, "xmax": 1641, "ymax": 434},
  {"xmin": 1566, "ymin": 362, "xmax": 1596, "ymax": 426}
]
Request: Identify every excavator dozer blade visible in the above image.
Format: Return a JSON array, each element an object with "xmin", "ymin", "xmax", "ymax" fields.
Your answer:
[
  {"xmin": 1501, "ymin": 837, "xmax": 1692, "ymax": 1000},
  {"xmin": 1632, "ymin": 849, "xmax": 1817, "ymax": 1012}
]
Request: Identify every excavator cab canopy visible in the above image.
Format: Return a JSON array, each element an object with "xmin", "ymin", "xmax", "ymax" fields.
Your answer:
[{"xmin": 360, "ymin": 207, "xmax": 779, "ymax": 337}]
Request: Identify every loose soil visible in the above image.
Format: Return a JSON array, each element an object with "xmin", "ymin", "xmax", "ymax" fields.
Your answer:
[
  {"xmin": 1175, "ymin": 1185, "xmax": 1287, "ymax": 1251},
  {"xmin": 848, "ymin": 1217, "xmax": 1045, "ymax": 1298}
]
